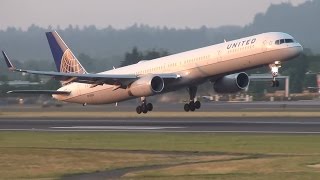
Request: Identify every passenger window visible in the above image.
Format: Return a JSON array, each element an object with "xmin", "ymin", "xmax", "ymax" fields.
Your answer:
[
  {"xmin": 275, "ymin": 40, "xmax": 280, "ymax": 45},
  {"xmin": 280, "ymin": 39, "xmax": 285, "ymax": 44}
]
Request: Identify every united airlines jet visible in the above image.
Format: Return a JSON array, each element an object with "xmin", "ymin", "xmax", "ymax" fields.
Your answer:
[{"xmin": 2, "ymin": 31, "xmax": 303, "ymax": 114}]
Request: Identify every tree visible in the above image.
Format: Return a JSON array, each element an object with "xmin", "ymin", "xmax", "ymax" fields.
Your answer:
[
  {"xmin": 120, "ymin": 47, "xmax": 169, "ymax": 67},
  {"xmin": 282, "ymin": 54, "xmax": 309, "ymax": 93},
  {"xmin": 44, "ymin": 78, "xmax": 61, "ymax": 90},
  {"xmin": 144, "ymin": 49, "xmax": 169, "ymax": 60},
  {"xmin": 78, "ymin": 53, "xmax": 95, "ymax": 72},
  {"xmin": 120, "ymin": 47, "xmax": 143, "ymax": 67},
  {"xmin": 0, "ymin": 75, "xmax": 10, "ymax": 97}
]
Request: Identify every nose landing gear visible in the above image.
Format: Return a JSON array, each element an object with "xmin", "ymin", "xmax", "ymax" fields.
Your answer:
[{"xmin": 269, "ymin": 61, "xmax": 281, "ymax": 87}]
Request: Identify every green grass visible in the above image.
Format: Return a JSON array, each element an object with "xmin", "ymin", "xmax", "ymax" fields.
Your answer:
[
  {"xmin": 1, "ymin": 132, "xmax": 320, "ymax": 179},
  {"xmin": 2, "ymin": 132, "xmax": 320, "ymax": 154}
]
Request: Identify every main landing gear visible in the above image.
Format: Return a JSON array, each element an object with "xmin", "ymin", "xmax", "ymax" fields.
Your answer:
[
  {"xmin": 184, "ymin": 86, "xmax": 201, "ymax": 112},
  {"xmin": 269, "ymin": 61, "xmax": 281, "ymax": 87},
  {"xmin": 136, "ymin": 97, "xmax": 153, "ymax": 114}
]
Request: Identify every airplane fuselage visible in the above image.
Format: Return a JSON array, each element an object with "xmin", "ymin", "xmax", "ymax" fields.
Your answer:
[{"xmin": 53, "ymin": 32, "xmax": 303, "ymax": 104}]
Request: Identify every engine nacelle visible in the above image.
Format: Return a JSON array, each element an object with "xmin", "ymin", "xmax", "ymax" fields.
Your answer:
[
  {"xmin": 127, "ymin": 75, "xmax": 164, "ymax": 97},
  {"xmin": 213, "ymin": 72, "xmax": 250, "ymax": 93}
]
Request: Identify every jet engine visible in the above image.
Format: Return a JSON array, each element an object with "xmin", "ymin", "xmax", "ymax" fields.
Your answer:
[
  {"xmin": 213, "ymin": 72, "xmax": 250, "ymax": 93},
  {"xmin": 127, "ymin": 75, "xmax": 164, "ymax": 97}
]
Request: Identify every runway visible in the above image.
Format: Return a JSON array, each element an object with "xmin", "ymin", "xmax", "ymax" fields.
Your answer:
[
  {"xmin": 3, "ymin": 101, "xmax": 320, "ymax": 112},
  {"xmin": 2, "ymin": 117, "xmax": 320, "ymax": 134}
]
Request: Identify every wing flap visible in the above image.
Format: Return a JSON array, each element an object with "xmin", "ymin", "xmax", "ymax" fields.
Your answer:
[
  {"xmin": 16, "ymin": 69, "xmax": 139, "ymax": 85},
  {"xmin": 7, "ymin": 90, "xmax": 71, "ymax": 95}
]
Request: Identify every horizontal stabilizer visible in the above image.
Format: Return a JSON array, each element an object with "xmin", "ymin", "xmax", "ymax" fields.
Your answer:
[
  {"xmin": 307, "ymin": 87, "xmax": 320, "ymax": 89},
  {"xmin": 7, "ymin": 90, "xmax": 71, "ymax": 95}
]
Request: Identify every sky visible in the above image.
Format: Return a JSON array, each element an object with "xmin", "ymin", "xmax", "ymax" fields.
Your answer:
[{"xmin": 1, "ymin": 0, "xmax": 310, "ymax": 30}]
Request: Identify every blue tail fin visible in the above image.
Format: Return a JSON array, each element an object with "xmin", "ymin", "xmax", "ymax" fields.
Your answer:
[{"xmin": 46, "ymin": 31, "xmax": 87, "ymax": 74}]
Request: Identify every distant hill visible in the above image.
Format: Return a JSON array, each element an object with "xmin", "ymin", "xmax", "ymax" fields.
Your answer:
[
  {"xmin": 242, "ymin": 0, "xmax": 320, "ymax": 53},
  {"xmin": 0, "ymin": 0, "xmax": 319, "ymax": 63}
]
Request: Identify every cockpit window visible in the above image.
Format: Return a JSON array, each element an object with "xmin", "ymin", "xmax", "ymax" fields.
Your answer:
[
  {"xmin": 275, "ymin": 39, "xmax": 295, "ymax": 45},
  {"xmin": 285, "ymin": 39, "xmax": 294, "ymax": 43}
]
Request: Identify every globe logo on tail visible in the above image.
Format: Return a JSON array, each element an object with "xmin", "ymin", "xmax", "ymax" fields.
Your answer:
[{"xmin": 60, "ymin": 49, "xmax": 85, "ymax": 74}]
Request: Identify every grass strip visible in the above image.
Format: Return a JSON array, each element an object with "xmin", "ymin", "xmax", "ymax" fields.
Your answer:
[{"xmin": 1, "ymin": 132, "xmax": 320, "ymax": 179}]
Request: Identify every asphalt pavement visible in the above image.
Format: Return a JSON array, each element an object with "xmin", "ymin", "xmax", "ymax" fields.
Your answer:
[{"xmin": 1, "ymin": 117, "xmax": 320, "ymax": 134}]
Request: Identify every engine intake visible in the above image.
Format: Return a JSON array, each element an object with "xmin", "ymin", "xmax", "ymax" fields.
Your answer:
[
  {"xmin": 128, "ymin": 75, "xmax": 164, "ymax": 97},
  {"xmin": 213, "ymin": 72, "xmax": 250, "ymax": 93}
]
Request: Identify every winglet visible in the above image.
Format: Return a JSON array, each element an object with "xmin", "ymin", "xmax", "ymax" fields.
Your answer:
[{"xmin": 2, "ymin": 51, "xmax": 15, "ymax": 71}]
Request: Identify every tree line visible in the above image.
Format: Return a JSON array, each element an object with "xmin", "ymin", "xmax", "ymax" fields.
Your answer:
[{"xmin": 1, "ymin": 1, "xmax": 320, "ymax": 63}]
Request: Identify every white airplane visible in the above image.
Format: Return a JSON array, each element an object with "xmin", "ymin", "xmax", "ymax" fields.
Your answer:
[{"xmin": 2, "ymin": 31, "xmax": 303, "ymax": 114}]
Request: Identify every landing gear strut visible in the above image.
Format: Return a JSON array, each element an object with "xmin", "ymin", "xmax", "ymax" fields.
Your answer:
[
  {"xmin": 269, "ymin": 61, "xmax": 281, "ymax": 87},
  {"xmin": 184, "ymin": 86, "xmax": 201, "ymax": 112},
  {"xmin": 136, "ymin": 97, "xmax": 153, "ymax": 114}
]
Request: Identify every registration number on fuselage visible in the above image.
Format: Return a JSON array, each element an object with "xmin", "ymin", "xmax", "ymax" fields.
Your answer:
[{"xmin": 87, "ymin": 94, "xmax": 94, "ymax": 98}]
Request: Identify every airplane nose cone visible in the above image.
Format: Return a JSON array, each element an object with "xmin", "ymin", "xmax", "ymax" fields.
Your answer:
[
  {"xmin": 298, "ymin": 44, "xmax": 303, "ymax": 54},
  {"xmin": 294, "ymin": 43, "xmax": 303, "ymax": 56},
  {"xmin": 286, "ymin": 43, "xmax": 303, "ymax": 59},
  {"xmin": 292, "ymin": 43, "xmax": 303, "ymax": 57}
]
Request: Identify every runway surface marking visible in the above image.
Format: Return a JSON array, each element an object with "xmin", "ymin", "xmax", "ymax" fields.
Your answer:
[
  {"xmin": 2, "ymin": 129, "xmax": 320, "ymax": 134},
  {"xmin": 1, "ymin": 117, "xmax": 320, "ymax": 134},
  {"xmin": 50, "ymin": 126, "xmax": 185, "ymax": 130}
]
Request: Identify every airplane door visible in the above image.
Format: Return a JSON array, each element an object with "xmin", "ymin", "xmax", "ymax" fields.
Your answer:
[
  {"xmin": 216, "ymin": 50, "xmax": 222, "ymax": 62},
  {"xmin": 262, "ymin": 40, "xmax": 268, "ymax": 52},
  {"xmin": 262, "ymin": 40, "xmax": 274, "ymax": 52},
  {"xmin": 77, "ymin": 84, "xmax": 82, "ymax": 96}
]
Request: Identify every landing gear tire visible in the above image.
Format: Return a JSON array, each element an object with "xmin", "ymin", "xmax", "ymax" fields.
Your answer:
[
  {"xmin": 147, "ymin": 103, "xmax": 153, "ymax": 111},
  {"xmin": 142, "ymin": 104, "xmax": 148, "ymax": 114},
  {"xmin": 184, "ymin": 104, "xmax": 190, "ymax": 112},
  {"xmin": 189, "ymin": 101, "xmax": 196, "ymax": 111},
  {"xmin": 136, "ymin": 106, "xmax": 142, "ymax": 114},
  {"xmin": 194, "ymin": 101, "xmax": 201, "ymax": 109},
  {"xmin": 136, "ymin": 97, "xmax": 154, "ymax": 114},
  {"xmin": 184, "ymin": 86, "xmax": 201, "ymax": 112},
  {"xmin": 271, "ymin": 80, "xmax": 280, "ymax": 87}
]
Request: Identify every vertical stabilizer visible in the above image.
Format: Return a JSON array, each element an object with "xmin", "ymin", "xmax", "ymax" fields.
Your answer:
[{"xmin": 46, "ymin": 31, "xmax": 87, "ymax": 74}]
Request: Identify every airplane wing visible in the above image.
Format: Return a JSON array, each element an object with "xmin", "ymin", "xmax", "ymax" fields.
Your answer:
[
  {"xmin": 7, "ymin": 90, "xmax": 71, "ymax": 95},
  {"xmin": 2, "ymin": 51, "xmax": 180, "ymax": 86}
]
